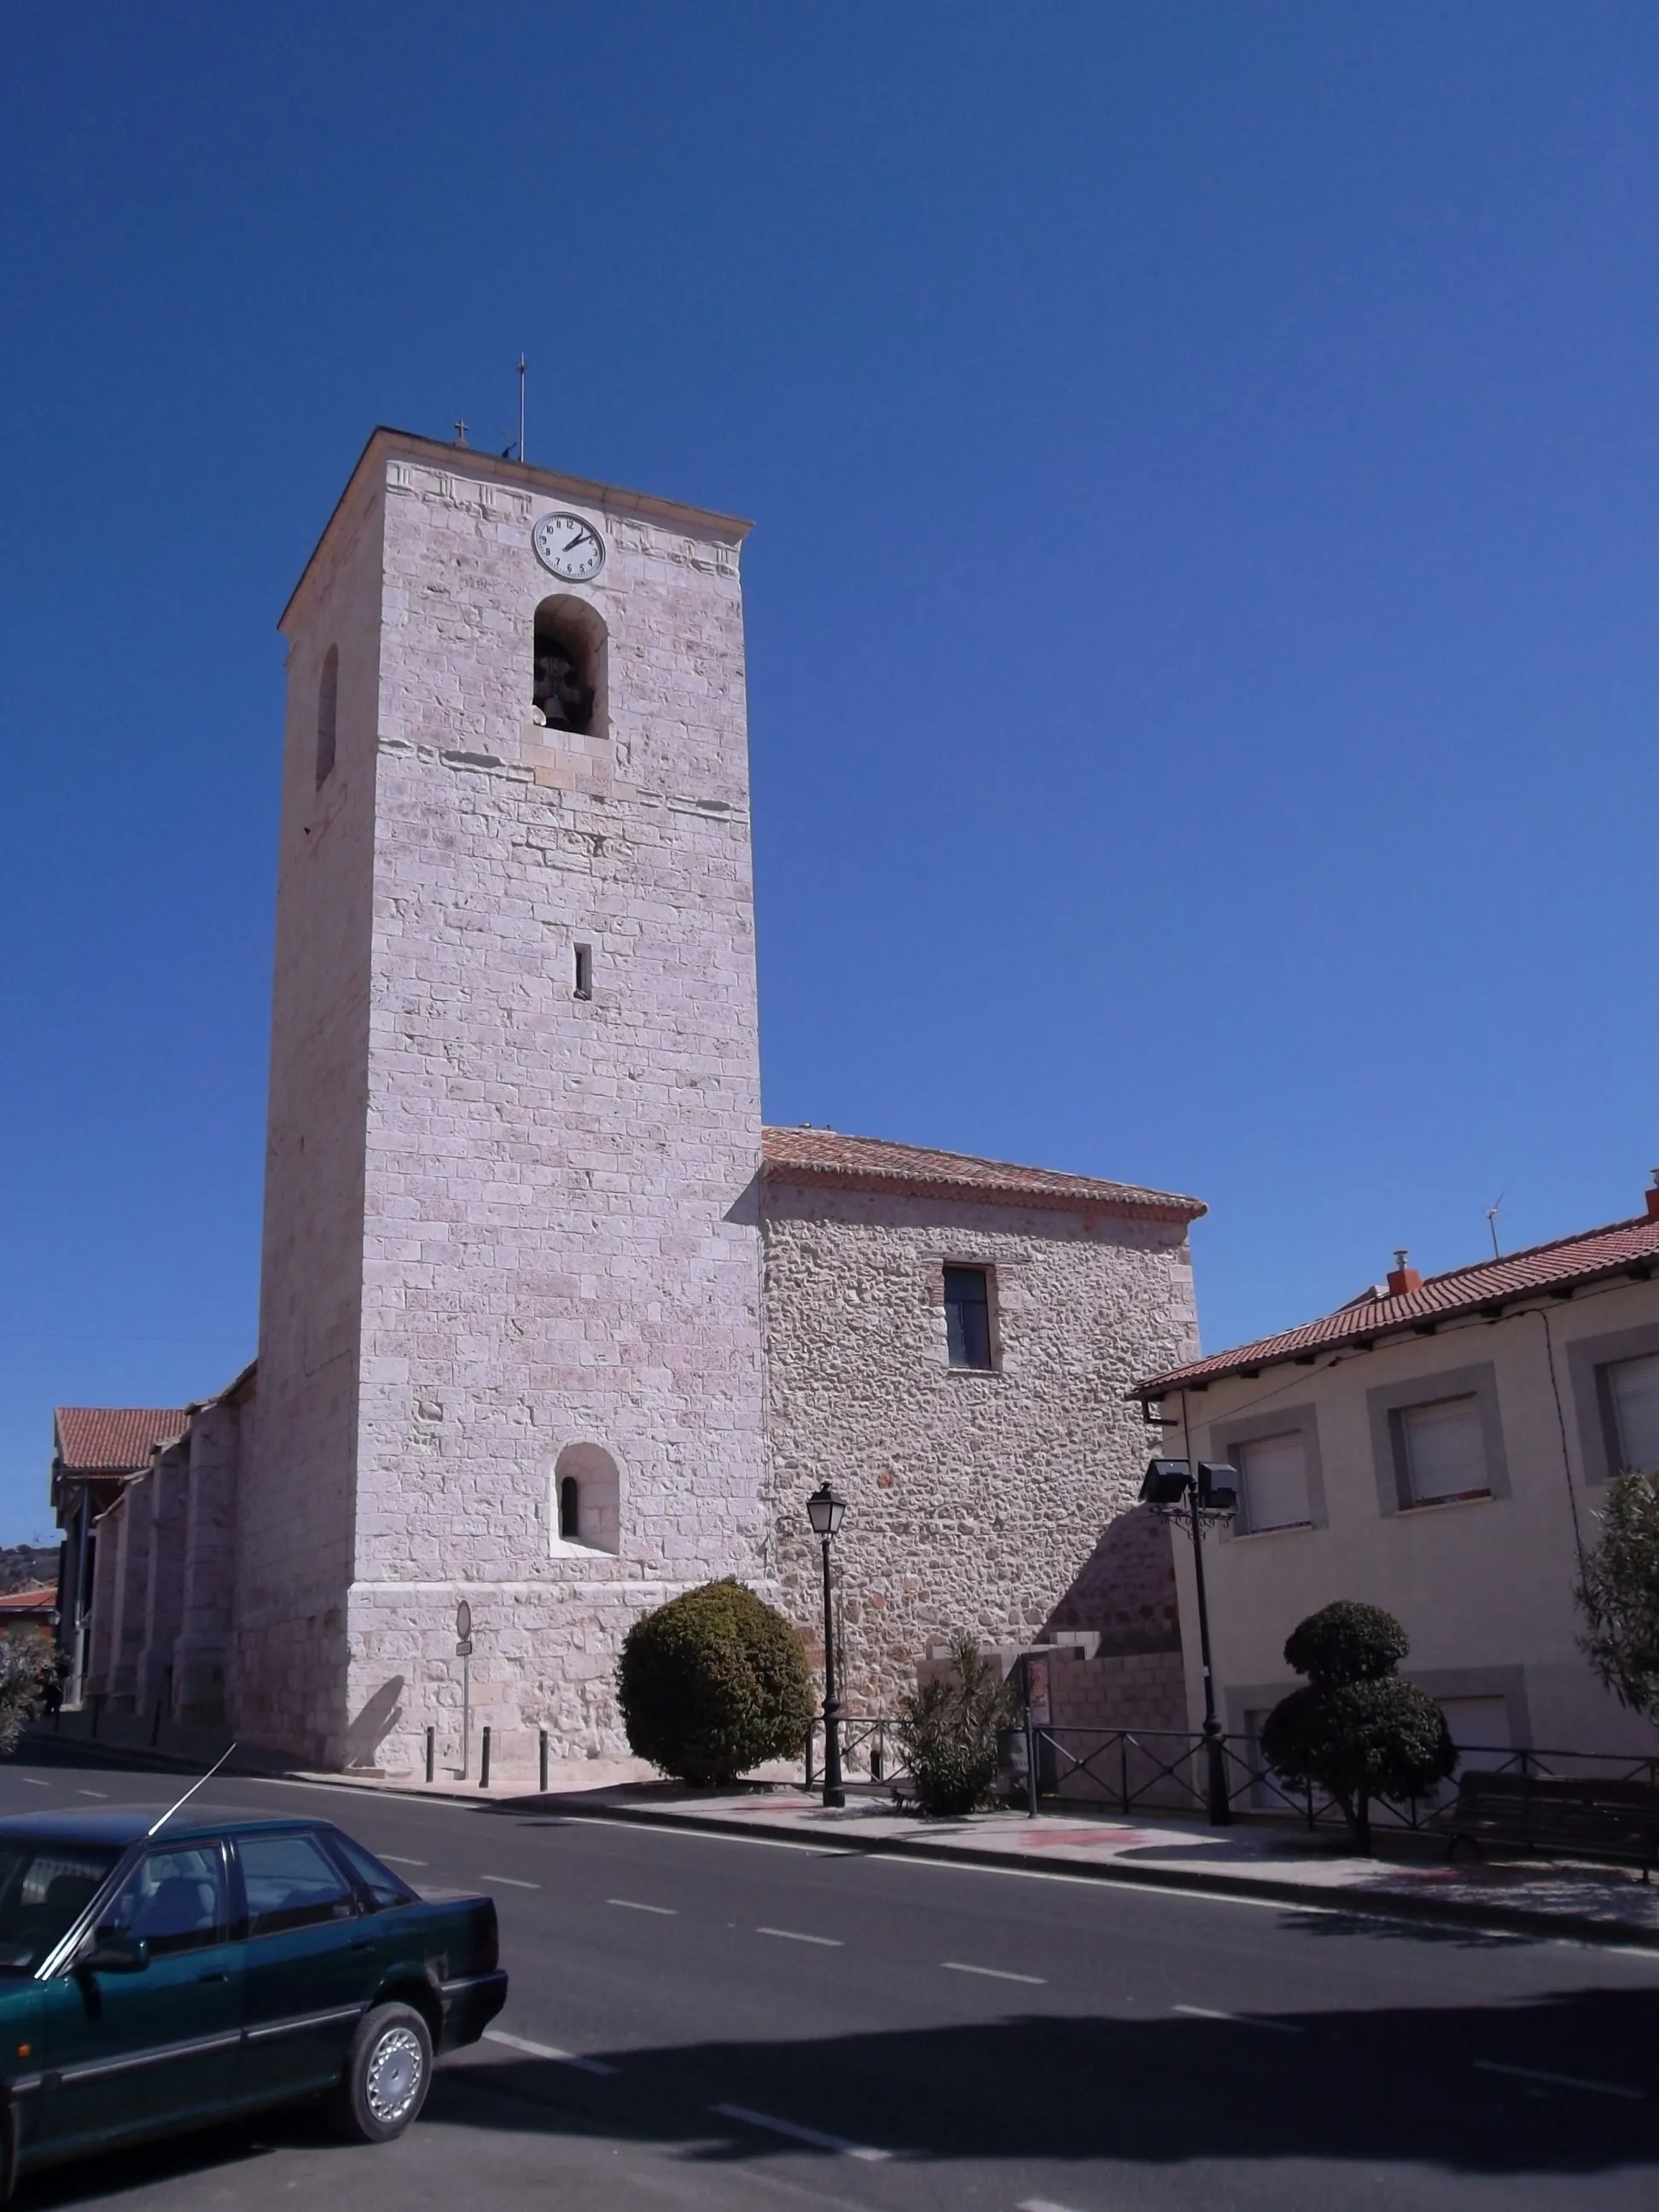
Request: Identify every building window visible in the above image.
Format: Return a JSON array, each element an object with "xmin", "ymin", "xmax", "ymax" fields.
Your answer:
[
  {"xmin": 551, "ymin": 1441, "xmax": 620, "ymax": 1555},
  {"xmin": 573, "ymin": 942, "xmax": 593, "ymax": 1000},
  {"xmin": 1396, "ymin": 1394, "xmax": 1489, "ymax": 1505},
  {"xmin": 1604, "ymin": 1351, "xmax": 1659, "ymax": 1474},
  {"xmin": 1235, "ymin": 1431, "xmax": 1313, "ymax": 1532},
  {"xmin": 944, "ymin": 1266, "xmax": 993, "ymax": 1370},
  {"xmin": 315, "ymin": 644, "xmax": 339, "ymax": 789}
]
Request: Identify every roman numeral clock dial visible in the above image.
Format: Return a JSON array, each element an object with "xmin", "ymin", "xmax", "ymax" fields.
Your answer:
[{"xmin": 532, "ymin": 511, "xmax": 606, "ymax": 582}]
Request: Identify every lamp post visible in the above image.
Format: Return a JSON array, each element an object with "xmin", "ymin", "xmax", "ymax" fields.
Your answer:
[
  {"xmin": 806, "ymin": 1484, "xmax": 847, "ymax": 1809},
  {"xmin": 1139, "ymin": 1457, "xmax": 1237, "ymax": 1825}
]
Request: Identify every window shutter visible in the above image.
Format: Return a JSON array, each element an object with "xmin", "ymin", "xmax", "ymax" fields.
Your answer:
[
  {"xmin": 1607, "ymin": 1352, "xmax": 1659, "ymax": 1474},
  {"xmin": 1400, "ymin": 1395, "xmax": 1487, "ymax": 1503},
  {"xmin": 1237, "ymin": 1432, "xmax": 1312, "ymax": 1530}
]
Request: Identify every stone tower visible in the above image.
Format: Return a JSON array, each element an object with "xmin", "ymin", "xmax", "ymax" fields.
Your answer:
[{"xmin": 232, "ymin": 429, "xmax": 766, "ymax": 1771}]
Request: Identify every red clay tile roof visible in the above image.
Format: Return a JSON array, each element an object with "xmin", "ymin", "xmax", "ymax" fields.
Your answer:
[
  {"xmin": 0, "ymin": 1586, "xmax": 56, "ymax": 1613},
  {"xmin": 1135, "ymin": 1210, "xmax": 1659, "ymax": 1396},
  {"xmin": 53, "ymin": 1408, "xmax": 188, "ymax": 1475},
  {"xmin": 761, "ymin": 1127, "xmax": 1205, "ymax": 1222}
]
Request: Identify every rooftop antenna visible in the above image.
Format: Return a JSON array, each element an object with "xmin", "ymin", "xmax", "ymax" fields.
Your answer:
[
  {"xmin": 147, "ymin": 1742, "xmax": 237, "ymax": 1837},
  {"xmin": 518, "ymin": 354, "xmax": 527, "ymax": 466},
  {"xmin": 1485, "ymin": 1193, "xmax": 1504, "ymax": 1260}
]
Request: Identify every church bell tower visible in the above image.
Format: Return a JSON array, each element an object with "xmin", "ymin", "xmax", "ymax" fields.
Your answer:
[{"xmin": 234, "ymin": 430, "xmax": 767, "ymax": 1772}]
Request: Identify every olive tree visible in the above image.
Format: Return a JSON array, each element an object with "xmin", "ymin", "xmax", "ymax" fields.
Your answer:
[{"xmin": 1260, "ymin": 1600, "xmax": 1454, "ymax": 1853}]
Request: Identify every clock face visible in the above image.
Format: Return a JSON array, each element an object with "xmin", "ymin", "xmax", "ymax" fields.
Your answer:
[{"xmin": 533, "ymin": 511, "xmax": 606, "ymax": 582}]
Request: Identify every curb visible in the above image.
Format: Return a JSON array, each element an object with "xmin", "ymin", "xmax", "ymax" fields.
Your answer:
[
  {"xmin": 553, "ymin": 1796, "xmax": 1659, "ymax": 1955},
  {"xmin": 24, "ymin": 1732, "xmax": 1659, "ymax": 1954}
]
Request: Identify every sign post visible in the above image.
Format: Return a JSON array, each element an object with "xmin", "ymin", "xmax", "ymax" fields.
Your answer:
[{"xmin": 456, "ymin": 1600, "xmax": 474, "ymax": 1779}]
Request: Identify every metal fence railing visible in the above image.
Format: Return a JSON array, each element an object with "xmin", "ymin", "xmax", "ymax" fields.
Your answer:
[{"xmin": 803, "ymin": 1716, "xmax": 1659, "ymax": 1833}]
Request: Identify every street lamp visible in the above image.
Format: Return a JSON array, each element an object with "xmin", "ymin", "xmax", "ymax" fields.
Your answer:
[
  {"xmin": 806, "ymin": 1483, "xmax": 847, "ymax": 1808},
  {"xmin": 1139, "ymin": 1456, "xmax": 1237, "ymax": 1825}
]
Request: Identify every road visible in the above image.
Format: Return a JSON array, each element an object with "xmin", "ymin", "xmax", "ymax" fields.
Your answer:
[{"xmin": 0, "ymin": 1738, "xmax": 1656, "ymax": 2209}]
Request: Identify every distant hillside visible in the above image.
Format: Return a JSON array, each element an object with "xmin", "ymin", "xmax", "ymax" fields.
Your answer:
[{"xmin": 0, "ymin": 1546, "xmax": 57, "ymax": 1596}]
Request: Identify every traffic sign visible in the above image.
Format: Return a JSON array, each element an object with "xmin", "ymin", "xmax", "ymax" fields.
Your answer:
[
  {"xmin": 455, "ymin": 1638, "xmax": 474, "ymax": 1660},
  {"xmin": 456, "ymin": 1599, "xmax": 472, "ymax": 1641}
]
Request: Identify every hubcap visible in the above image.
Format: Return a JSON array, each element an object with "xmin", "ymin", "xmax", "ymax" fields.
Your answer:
[{"xmin": 365, "ymin": 2024, "xmax": 425, "ymax": 2123}]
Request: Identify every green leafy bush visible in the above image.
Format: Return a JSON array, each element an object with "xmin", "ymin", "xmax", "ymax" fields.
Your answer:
[
  {"xmin": 1260, "ymin": 1600, "xmax": 1453, "ymax": 1853},
  {"xmin": 1575, "ymin": 1472, "xmax": 1659, "ymax": 1721},
  {"xmin": 896, "ymin": 1635, "xmax": 1018, "ymax": 1818},
  {"xmin": 616, "ymin": 1580, "xmax": 812, "ymax": 1786},
  {"xmin": 0, "ymin": 1638, "xmax": 61, "ymax": 1756}
]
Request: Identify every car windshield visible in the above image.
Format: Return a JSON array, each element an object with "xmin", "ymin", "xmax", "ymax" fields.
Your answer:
[{"xmin": 0, "ymin": 1842, "xmax": 121, "ymax": 1971}]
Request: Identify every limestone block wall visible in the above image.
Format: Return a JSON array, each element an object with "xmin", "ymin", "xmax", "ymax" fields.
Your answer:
[
  {"xmin": 232, "ymin": 463, "xmax": 387, "ymax": 1761},
  {"xmin": 83, "ymin": 1494, "xmax": 125, "ymax": 1697},
  {"xmin": 173, "ymin": 1382, "xmax": 247, "ymax": 1726},
  {"xmin": 136, "ymin": 1443, "xmax": 188, "ymax": 1718},
  {"xmin": 763, "ymin": 1183, "xmax": 1200, "ymax": 1712},
  {"xmin": 247, "ymin": 439, "xmax": 769, "ymax": 1773}
]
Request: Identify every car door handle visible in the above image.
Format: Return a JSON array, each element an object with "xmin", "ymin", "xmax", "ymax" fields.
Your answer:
[
  {"xmin": 348, "ymin": 1941, "xmax": 372, "ymax": 1953},
  {"xmin": 196, "ymin": 1970, "xmax": 230, "ymax": 1983}
]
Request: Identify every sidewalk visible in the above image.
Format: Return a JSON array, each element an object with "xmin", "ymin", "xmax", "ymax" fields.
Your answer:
[
  {"xmin": 32, "ymin": 1712, "xmax": 1659, "ymax": 1952},
  {"xmin": 528, "ymin": 1782, "xmax": 1659, "ymax": 1952}
]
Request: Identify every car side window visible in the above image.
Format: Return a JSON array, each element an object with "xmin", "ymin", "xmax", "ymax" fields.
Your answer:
[
  {"xmin": 99, "ymin": 1844, "xmax": 230, "ymax": 1959},
  {"xmin": 237, "ymin": 1832, "xmax": 358, "ymax": 1937},
  {"xmin": 323, "ymin": 1831, "xmax": 416, "ymax": 1910}
]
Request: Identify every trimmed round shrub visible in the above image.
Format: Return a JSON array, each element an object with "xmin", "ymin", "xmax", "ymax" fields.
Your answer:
[
  {"xmin": 617, "ymin": 1580, "xmax": 813, "ymax": 1786},
  {"xmin": 1261, "ymin": 1601, "xmax": 1454, "ymax": 1852},
  {"xmin": 1283, "ymin": 1599, "xmax": 1411, "ymax": 1685}
]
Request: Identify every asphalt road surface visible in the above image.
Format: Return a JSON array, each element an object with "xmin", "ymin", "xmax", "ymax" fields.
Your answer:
[{"xmin": 1, "ymin": 1738, "xmax": 1656, "ymax": 2210}]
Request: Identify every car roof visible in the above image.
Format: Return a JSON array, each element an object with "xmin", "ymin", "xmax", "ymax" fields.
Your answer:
[{"xmin": 0, "ymin": 1810, "xmax": 335, "ymax": 1850}]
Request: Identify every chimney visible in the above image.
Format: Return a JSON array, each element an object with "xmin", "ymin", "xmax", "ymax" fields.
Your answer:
[
  {"xmin": 1646, "ymin": 1170, "xmax": 1659, "ymax": 1222},
  {"xmin": 1387, "ymin": 1248, "xmax": 1423, "ymax": 1296}
]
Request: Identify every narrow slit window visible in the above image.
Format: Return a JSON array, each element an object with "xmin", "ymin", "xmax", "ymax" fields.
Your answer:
[
  {"xmin": 558, "ymin": 1476, "xmax": 579, "ymax": 1540},
  {"xmin": 315, "ymin": 644, "xmax": 339, "ymax": 790},
  {"xmin": 573, "ymin": 943, "xmax": 593, "ymax": 1000},
  {"xmin": 943, "ymin": 1265, "xmax": 993, "ymax": 1370}
]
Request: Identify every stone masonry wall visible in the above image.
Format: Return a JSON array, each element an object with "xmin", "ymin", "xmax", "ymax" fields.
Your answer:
[
  {"xmin": 763, "ymin": 1182, "xmax": 1200, "ymax": 1713},
  {"xmin": 232, "ymin": 463, "xmax": 386, "ymax": 1761},
  {"xmin": 340, "ymin": 449, "xmax": 767, "ymax": 1774}
]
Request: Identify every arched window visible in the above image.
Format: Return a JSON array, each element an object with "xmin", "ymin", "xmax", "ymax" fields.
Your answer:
[
  {"xmin": 552, "ymin": 1442, "xmax": 621, "ymax": 1555},
  {"xmin": 532, "ymin": 597, "xmax": 607, "ymax": 739},
  {"xmin": 315, "ymin": 645, "xmax": 339, "ymax": 789}
]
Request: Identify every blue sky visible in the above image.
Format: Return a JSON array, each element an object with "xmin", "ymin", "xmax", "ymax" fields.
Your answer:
[{"xmin": 3, "ymin": 4, "xmax": 1657, "ymax": 1540}]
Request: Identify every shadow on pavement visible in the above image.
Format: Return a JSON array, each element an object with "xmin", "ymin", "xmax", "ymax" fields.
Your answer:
[{"xmin": 410, "ymin": 1986, "xmax": 1659, "ymax": 2177}]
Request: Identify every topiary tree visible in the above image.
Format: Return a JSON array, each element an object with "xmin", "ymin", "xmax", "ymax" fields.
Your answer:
[
  {"xmin": 616, "ymin": 1580, "xmax": 813, "ymax": 1787},
  {"xmin": 1575, "ymin": 1472, "xmax": 1659, "ymax": 1723},
  {"xmin": 895, "ymin": 1635, "xmax": 1019, "ymax": 1818},
  {"xmin": 1260, "ymin": 1599, "xmax": 1454, "ymax": 1853}
]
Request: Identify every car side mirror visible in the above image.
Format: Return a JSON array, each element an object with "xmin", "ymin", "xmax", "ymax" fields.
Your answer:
[{"xmin": 79, "ymin": 1932, "xmax": 149, "ymax": 1974}]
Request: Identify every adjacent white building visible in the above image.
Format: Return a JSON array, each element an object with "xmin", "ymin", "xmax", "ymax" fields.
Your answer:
[{"xmin": 1134, "ymin": 1189, "xmax": 1659, "ymax": 1761}]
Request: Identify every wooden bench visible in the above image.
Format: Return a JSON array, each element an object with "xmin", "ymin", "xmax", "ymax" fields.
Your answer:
[{"xmin": 1440, "ymin": 1770, "xmax": 1659, "ymax": 1880}]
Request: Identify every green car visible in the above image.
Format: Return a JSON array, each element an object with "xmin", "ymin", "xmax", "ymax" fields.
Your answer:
[{"xmin": 0, "ymin": 1807, "xmax": 507, "ymax": 2192}]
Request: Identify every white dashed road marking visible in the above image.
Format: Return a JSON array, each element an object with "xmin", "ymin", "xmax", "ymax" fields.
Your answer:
[
  {"xmin": 1173, "ymin": 2004, "xmax": 1302, "ymax": 2034},
  {"xmin": 76, "ymin": 1790, "xmax": 108, "ymax": 1799},
  {"xmin": 381, "ymin": 1854, "xmax": 427, "ymax": 1866},
  {"xmin": 712, "ymin": 2103, "xmax": 890, "ymax": 2161},
  {"xmin": 942, "ymin": 1960, "xmax": 1046, "ymax": 1985},
  {"xmin": 20, "ymin": 1779, "xmax": 47, "ymax": 1788},
  {"xmin": 608, "ymin": 1897, "xmax": 676, "ymax": 1914},
  {"xmin": 480, "ymin": 1874, "xmax": 540, "ymax": 1889},
  {"xmin": 483, "ymin": 2029, "xmax": 619, "ymax": 2077},
  {"xmin": 1474, "ymin": 2060, "xmax": 1645, "ymax": 2100},
  {"xmin": 1020, "ymin": 2200, "xmax": 1088, "ymax": 2212},
  {"xmin": 757, "ymin": 1926, "xmax": 843, "ymax": 1947}
]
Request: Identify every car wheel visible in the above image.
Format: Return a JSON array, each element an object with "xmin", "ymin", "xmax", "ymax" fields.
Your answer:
[{"xmin": 332, "ymin": 2000, "xmax": 433, "ymax": 2143}]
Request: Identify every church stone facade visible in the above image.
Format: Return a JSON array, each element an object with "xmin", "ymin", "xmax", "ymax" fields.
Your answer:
[{"xmin": 61, "ymin": 430, "xmax": 1202, "ymax": 1778}]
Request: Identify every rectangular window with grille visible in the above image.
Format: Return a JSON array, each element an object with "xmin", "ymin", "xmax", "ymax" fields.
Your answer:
[{"xmin": 943, "ymin": 1266, "xmax": 993, "ymax": 1370}]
